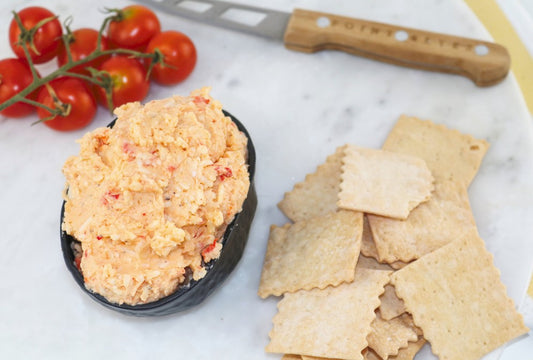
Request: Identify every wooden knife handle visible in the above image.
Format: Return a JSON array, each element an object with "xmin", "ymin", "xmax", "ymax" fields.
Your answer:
[{"xmin": 284, "ymin": 9, "xmax": 510, "ymax": 87}]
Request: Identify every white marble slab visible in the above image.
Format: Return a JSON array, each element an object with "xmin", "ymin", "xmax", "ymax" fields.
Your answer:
[{"xmin": 1, "ymin": 0, "xmax": 532, "ymax": 359}]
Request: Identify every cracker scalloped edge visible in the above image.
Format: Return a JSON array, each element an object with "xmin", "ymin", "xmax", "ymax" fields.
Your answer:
[
  {"xmin": 266, "ymin": 268, "xmax": 391, "ymax": 360},
  {"xmin": 390, "ymin": 236, "xmax": 528, "ymax": 360},
  {"xmin": 277, "ymin": 145, "xmax": 346, "ymax": 222}
]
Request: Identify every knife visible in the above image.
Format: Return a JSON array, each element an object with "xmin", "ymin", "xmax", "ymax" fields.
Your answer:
[{"xmin": 137, "ymin": 0, "xmax": 510, "ymax": 87}]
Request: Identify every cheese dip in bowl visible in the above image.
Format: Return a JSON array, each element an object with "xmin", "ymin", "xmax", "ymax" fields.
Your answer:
[{"xmin": 60, "ymin": 88, "xmax": 256, "ymax": 316}]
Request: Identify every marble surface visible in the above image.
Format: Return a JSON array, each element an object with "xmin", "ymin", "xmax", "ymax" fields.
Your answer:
[{"xmin": 1, "ymin": 0, "xmax": 532, "ymax": 359}]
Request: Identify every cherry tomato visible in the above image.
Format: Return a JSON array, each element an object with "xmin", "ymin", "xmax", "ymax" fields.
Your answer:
[
  {"xmin": 37, "ymin": 77, "xmax": 97, "ymax": 131},
  {"xmin": 57, "ymin": 28, "xmax": 110, "ymax": 76},
  {"xmin": 107, "ymin": 5, "xmax": 160, "ymax": 51},
  {"xmin": 95, "ymin": 56, "xmax": 150, "ymax": 109},
  {"xmin": 9, "ymin": 6, "xmax": 63, "ymax": 64},
  {"xmin": 146, "ymin": 31, "xmax": 197, "ymax": 85},
  {"xmin": 0, "ymin": 58, "xmax": 37, "ymax": 118}
]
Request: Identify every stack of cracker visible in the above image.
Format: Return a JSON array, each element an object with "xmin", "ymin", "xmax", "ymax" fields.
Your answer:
[{"xmin": 258, "ymin": 116, "xmax": 528, "ymax": 360}]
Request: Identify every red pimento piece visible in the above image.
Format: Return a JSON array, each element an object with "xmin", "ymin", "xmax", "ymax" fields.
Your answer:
[
  {"xmin": 74, "ymin": 255, "xmax": 81, "ymax": 270},
  {"xmin": 101, "ymin": 190, "xmax": 120, "ymax": 205},
  {"xmin": 106, "ymin": 190, "xmax": 120, "ymax": 200},
  {"xmin": 96, "ymin": 235, "xmax": 103, "ymax": 240},
  {"xmin": 122, "ymin": 142, "xmax": 136, "ymax": 161},
  {"xmin": 96, "ymin": 133, "xmax": 109, "ymax": 148},
  {"xmin": 201, "ymin": 238, "xmax": 218, "ymax": 258},
  {"xmin": 193, "ymin": 96, "xmax": 210, "ymax": 105},
  {"xmin": 215, "ymin": 166, "xmax": 233, "ymax": 181}
]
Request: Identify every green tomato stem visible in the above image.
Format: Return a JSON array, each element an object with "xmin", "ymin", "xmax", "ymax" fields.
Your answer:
[{"xmin": 20, "ymin": 97, "xmax": 57, "ymax": 114}]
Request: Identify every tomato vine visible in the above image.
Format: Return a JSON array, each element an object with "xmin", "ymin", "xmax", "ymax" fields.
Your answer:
[
  {"xmin": 2, "ymin": 12, "xmax": 163, "ymax": 114},
  {"xmin": 0, "ymin": 5, "xmax": 196, "ymax": 131}
]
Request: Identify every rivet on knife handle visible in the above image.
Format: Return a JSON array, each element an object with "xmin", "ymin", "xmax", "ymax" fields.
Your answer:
[{"xmin": 284, "ymin": 9, "xmax": 511, "ymax": 87}]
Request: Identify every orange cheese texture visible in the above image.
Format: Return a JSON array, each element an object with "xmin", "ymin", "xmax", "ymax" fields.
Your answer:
[{"xmin": 62, "ymin": 88, "xmax": 250, "ymax": 305}]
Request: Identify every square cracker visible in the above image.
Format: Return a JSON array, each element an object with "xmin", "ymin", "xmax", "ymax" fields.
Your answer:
[
  {"xmin": 361, "ymin": 215, "xmax": 379, "ymax": 259},
  {"xmin": 368, "ymin": 180, "xmax": 478, "ymax": 263},
  {"xmin": 390, "ymin": 338, "xmax": 426, "ymax": 360},
  {"xmin": 258, "ymin": 210, "xmax": 363, "ymax": 298},
  {"xmin": 379, "ymin": 284, "xmax": 407, "ymax": 321},
  {"xmin": 367, "ymin": 311, "xmax": 419, "ymax": 359},
  {"xmin": 383, "ymin": 115, "xmax": 489, "ymax": 187},
  {"xmin": 391, "ymin": 234, "xmax": 529, "ymax": 360},
  {"xmin": 278, "ymin": 146, "xmax": 345, "ymax": 222},
  {"xmin": 266, "ymin": 262, "xmax": 391, "ymax": 360},
  {"xmin": 363, "ymin": 338, "xmax": 426, "ymax": 360},
  {"xmin": 361, "ymin": 215, "xmax": 410, "ymax": 270},
  {"xmin": 338, "ymin": 145, "xmax": 434, "ymax": 220}
]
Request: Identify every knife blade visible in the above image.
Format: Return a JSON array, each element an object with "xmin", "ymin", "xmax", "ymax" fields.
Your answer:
[{"xmin": 137, "ymin": 0, "xmax": 510, "ymax": 87}]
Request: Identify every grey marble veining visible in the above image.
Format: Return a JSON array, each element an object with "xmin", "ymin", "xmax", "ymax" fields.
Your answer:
[{"xmin": 1, "ymin": 0, "xmax": 532, "ymax": 359}]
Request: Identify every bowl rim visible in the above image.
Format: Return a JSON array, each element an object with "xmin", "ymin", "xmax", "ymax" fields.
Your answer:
[{"xmin": 60, "ymin": 110, "xmax": 256, "ymax": 313}]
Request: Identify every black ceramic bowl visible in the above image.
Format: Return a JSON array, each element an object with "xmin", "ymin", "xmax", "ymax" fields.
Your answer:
[{"xmin": 60, "ymin": 111, "xmax": 256, "ymax": 316}]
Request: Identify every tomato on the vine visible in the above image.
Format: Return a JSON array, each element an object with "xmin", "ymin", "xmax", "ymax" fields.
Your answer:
[
  {"xmin": 95, "ymin": 56, "xmax": 150, "ymax": 109},
  {"xmin": 37, "ymin": 77, "xmax": 97, "ymax": 131},
  {"xmin": 57, "ymin": 28, "xmax": 109, "ymax": 76},
  {"xmin": 0, "ymin": 58, "xmax": 37, "ymax": 118},
  {"xmin": 9, "ymin": 6, "xmax": 63, "ymax": 64},
  {"xmin": 146, "ymin": 31, "xmax": 196, "ymax": 85},
  {"xmin": 107, "ymin": 5, "xmax": 160, "ymax": 51}
]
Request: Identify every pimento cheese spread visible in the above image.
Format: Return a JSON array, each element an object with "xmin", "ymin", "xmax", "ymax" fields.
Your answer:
[{"xmin": 62, "ymin": 88, "xmax": 250, "ymax": 305}]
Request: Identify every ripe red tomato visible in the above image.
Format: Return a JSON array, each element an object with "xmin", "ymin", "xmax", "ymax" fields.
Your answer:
[
  {"xmin": 0, "ymin": 58, "xmax": 37, "ymax": 118},
  {"xmin": 107, "ymin": 5, "xmax": 160, "ymax": 51},
  {"xmin": 57, "ymin": 28, "xmax": 109, "ymax": 75},
  {"xmin": 9, "ymin": 6, "xmax": 63, "ymax": 64},
  {"xmin": 95, "ymin": 56, "xmax": 150, "ymax": 109},
  {"xmin": 146, "ymin": 31, "xmax": 197, "ymax": 85},
  {"xmin": 37, "ymin": 77, "xmax": 97, "ymax": 131}
]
